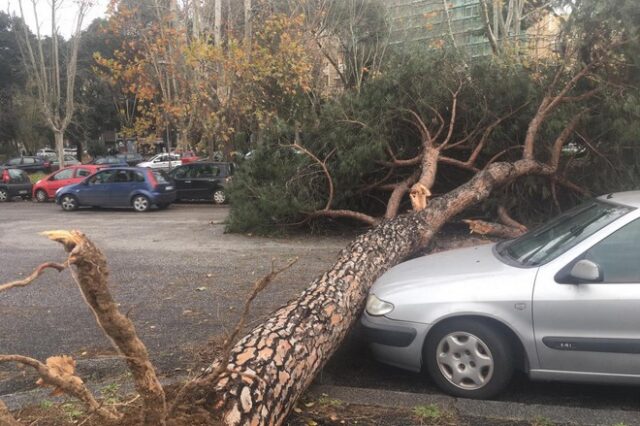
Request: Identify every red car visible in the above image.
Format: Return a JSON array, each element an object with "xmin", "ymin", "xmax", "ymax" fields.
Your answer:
[
  {"xmin": 173, "ymin": 150, "xmax": 200, "ymax": 164},
  {"xmin": 33, "ymin": 165, "xmax": 105, "ymax": 202}
]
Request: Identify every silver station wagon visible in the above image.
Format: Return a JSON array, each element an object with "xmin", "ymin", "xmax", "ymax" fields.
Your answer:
[{"xmin": 361, "ymin": 191, "xmax": 640, "ymax": 399}]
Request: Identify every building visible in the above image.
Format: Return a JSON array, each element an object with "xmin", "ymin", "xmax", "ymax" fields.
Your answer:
[{"xmin": 387, "ymin": 0, "xmax": 492, "ymax": 57}]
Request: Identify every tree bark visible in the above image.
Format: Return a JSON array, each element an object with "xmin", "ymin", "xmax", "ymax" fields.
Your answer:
[
  {"xmin": 197, "ymin": 159, "xmax": 551, "ymax": 425},
  {"xmin": 43, "ymin": 231, "xmax": 167, "ymax": 426},
  {"xmin": 54, "ymin": 130, "xmax": 65, "ymax": 170}
]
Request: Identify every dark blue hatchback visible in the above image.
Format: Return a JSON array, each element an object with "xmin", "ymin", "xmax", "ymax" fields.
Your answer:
[{"xmin": 55, "ymin": 167, "xmax": 176, "ymax": 212}]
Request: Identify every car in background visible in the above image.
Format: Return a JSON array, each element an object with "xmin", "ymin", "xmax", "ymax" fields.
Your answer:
[
  {"xmin": 361, "ymin": 192, "xmax": 640, "ymax": 400},
  {"xmin": 91, "ymin": 156, "xmax": 128, "ymax": 167},
  {"xmin": 4, "ymin": 156, "xmax": 51, "ymax": 173},
  {"xmin": 32, "ymin": 165, "xmax": 105, "ymax": 202},
  {"xmin": 116, "ymin": 153, "xmax": 144, "ymax": 166},
  {"xmin": 55, "ymin": 167, "xmax": 176, "ymax": 212},
  {"xmin": 137, "ymin": 153, "xmax": 181, "ymax": 170},
  {"xmin": 0, "ymin": 167, "xmax": 32, "ymax": 202},
  {"xmin": 172, "ymin": 150, "xmax": 200, "ymax": 164},
  {"xmin": 168, "ymin": 162, "xmax": 233, "ymax": 204},
  {"xmin": 49, "ymin": 154, "xmax": 81, "ymax": 171}
]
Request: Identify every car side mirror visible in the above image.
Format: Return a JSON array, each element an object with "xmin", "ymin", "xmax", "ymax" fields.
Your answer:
[{"xmin": 570, "ymin": 259, "xmax": 602, "ymax": 283}]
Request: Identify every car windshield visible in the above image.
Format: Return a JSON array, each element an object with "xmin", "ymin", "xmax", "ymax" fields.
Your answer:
[{"xmin": 497, "ymin": 200, "xmax": 632, "ymax": 267}]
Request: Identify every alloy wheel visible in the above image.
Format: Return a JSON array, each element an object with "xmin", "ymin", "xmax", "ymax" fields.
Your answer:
[
  {"xmin": 213, "ymin": 190, "xmax": 226, "ymax": 204},
  {"xmin": 36, "ymin": 190, "xmax": 48, "ymax": 202},
  {"xmin": 0, "ymin": 189, "xmax": 8, "ymax": 202},
  {"xmin": 132, "ymin": 195, "xmax": 150, "ymax": 212},
  {"xmin": 435, "ymin": 332, "xmax": 494, "ymax": 390},
  {"xmin": 61, "ymin": 195, "xmax": 78, "ymax": 211}
]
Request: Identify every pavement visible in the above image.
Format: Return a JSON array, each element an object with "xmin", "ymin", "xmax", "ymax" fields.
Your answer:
[
  {"xmin": 0, "ymin": 201, "xmax": 349, "ymax": 394},
  {"xmin": 2, "ymin": 201, "xmax": 640, "ymax": 425}
]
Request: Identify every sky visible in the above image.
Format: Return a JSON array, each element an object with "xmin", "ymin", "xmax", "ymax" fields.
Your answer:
[{"xmin": 1, "ymin": 0, "xmax": 110, "ymax": 39}]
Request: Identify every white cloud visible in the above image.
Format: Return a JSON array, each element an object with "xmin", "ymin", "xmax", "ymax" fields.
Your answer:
[{"xmin": 1, "ymin": 0, "xmax": 110, "ymax": 39}]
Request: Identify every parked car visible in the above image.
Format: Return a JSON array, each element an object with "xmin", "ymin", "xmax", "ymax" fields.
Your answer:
[
  {"xmin": 137, "ymin": 153, "xmax": 181, "ymax": 170},
  {"xmin": 168, "ymin": 162, "xmax": 233, "ymax": 204},
  {"xmin": 32, "ymin": 165, "xmax": 105, "ymax": 202},
  {"xmin": 91, "ymin": 156, "xmax": 128, "ymax": 167},
  {"xmin": 172, "ymin": 150, "xmax": 200, "ymax": 164},
  {"xmin": 0, "ymin": 167, "xmax": 32, "ymax": 202},
  {"xmin": 4, "ymin": 156, "xmax": 51, "ymax": 173},
  {"xmin": 49, "ymin": 154, "xmax": 81, "ymax": 171},
  {"xmin": 55, "ymin": 167, "xmax": 176, "ymax": 212},
  {"xmin": 116, "ymin": 153, "xmax": 144, "ymax": 166},
  {"xmin": 361, "ymin": 192, "xmax": 640, "ymax": 399}
]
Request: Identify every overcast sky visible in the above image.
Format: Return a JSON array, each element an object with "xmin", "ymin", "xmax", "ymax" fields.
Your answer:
[{"xmin": 1, "ymin": 0, "xmax": 110, "ymax": 39}]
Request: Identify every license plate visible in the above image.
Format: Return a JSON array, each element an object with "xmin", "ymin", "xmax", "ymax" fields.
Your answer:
[
  {"xmin": 165, "ymin": 186, "xmax": 174, "ymax": 191},
  {"xmin": 19, "ymin": 190, "xmax": 27, "ymax": 194}
]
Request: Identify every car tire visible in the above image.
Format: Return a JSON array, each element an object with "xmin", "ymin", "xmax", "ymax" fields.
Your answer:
[
  {"xmin": 35, "ymin": 189, "xmax": 48, "ymax": 202},
  {"xmin": 132, "ymin": 195, "xmax": 150, "ymax": 212},
  {"xmin": 0, "ymin": 188, "xmax": 9, "ymax": 202},
  {"xmin": 424, "ymin": 319, "xmax": 514, "ymax": 399},
  {"xmin": 212, "ymin": 189, "xmax": 226, "ymax": 205},
  {"xmin": 60, "ymin": 195, "xmax": 79, "ymax": 211}
]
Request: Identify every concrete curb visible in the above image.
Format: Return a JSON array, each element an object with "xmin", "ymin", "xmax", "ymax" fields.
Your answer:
[{"xmin": 308, "ymin": 385, "xmax": 640, "ymax": 426}]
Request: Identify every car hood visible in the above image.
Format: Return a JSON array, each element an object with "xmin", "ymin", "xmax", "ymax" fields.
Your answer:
[{"xmin": 370, "ymin": 243, "xmax": 537, "ymax": 313}]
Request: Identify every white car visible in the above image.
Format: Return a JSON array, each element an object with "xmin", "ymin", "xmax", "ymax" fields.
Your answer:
[{"xmin": 137, "ymin": 153, "xmax": 182, "ymax": 170}]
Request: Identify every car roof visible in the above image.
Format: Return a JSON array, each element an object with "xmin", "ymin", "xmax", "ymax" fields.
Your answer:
[{"xmin": 598, "ymin": 191, "xmax": 640, "ymax": 209}]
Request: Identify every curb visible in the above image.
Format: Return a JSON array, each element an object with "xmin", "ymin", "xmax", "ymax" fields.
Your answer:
[{"xmin": 307, "ymin": 385, "xmax": 640, "ymax": 426}]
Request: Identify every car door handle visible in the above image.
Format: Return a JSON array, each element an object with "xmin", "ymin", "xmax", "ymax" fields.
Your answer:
[{"xmin": 185, "ymin": 180, "xmax": 191, "ymax": 183}]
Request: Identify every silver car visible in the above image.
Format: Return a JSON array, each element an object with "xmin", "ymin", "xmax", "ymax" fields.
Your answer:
[{"xmin": 361, "ymin": 191, "xmax": 640, "ymax": 399}]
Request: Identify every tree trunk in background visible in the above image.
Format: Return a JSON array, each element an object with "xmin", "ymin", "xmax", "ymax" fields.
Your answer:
[
  {"xmin": 244, "ymin": 0, "xmax": 252, "ymax": 51},
  {"xmin": 54, "ymin": 130, "xmax": 64, "ymax": 169},
  {"xmin": 199, "ymin": 159, "xmax": 550, "ymax": 425},
  {"xmin": 214, "ymin": 0, "xmax": 222, "ymax": 46}
]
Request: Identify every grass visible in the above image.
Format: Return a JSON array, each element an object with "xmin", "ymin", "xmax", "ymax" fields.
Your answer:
[
  {"xmin": 413, "ymin": 404, "xmax": 442, "ymax": 421},
  {"xmin": 29, "ymin": 172, "xmax": 47, "ymax": 184}
]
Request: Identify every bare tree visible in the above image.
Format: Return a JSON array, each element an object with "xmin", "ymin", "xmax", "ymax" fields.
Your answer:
[{"xmin": 16, "ymin": 0, "xmax": 90, "ymax": 169}]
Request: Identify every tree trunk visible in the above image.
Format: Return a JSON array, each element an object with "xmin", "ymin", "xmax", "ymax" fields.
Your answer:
[
  {"xmin": 198, "ymin": 159, "xmax": 550, "ymax": 425},
  {"xmin": 54, "ymin": 130, "xmax": 65, "ymax": 170}
]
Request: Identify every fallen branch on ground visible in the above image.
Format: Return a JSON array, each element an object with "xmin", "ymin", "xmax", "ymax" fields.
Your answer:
[{"xmin": 0, "ymin": 262, "xmax": 67, "ymax": 293}]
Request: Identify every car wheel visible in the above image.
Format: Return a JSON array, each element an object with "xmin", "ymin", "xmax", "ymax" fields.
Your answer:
[
  {"xmin": 212, "ymin": 189, "xmax": 226, "ymax": 204},
  {"xmin": 35, "ymin": 189, "xmax": 48, "ymax": 202},
  {"xmin": 60, "ymin": 195, "xmax": 79, "ymax": 211},
  {"xmin": 0, "ymin": 188, "xmax": 8, "ymax": 202},
  {"xmin": 132, "ymin": 195, "xmax": 150, "ymax": 212},
  {"xmin": 424, "ymin": 319, "xmax": 514, "ymax": 399}
]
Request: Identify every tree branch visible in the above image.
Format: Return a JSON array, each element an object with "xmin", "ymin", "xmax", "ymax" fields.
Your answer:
[
  {"xmin": 0, "ymin": 262, "xmax": 67, "ymax": 293},
  {"xmin": 0, "ymin": 355, "xmax": 121, "ymax": 421}
]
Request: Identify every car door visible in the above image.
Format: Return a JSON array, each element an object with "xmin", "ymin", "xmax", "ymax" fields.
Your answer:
[
  {"xmin": 170, "ymin": 165, "xmax": 192, "ymax": 199},
  {"xmin": 194, "ymin": 164, "xmax": 221, "ymax": 199},
  {"xmin": 533, "ymin": 217, "xmax": 640, "ymax": 378},
  {"xmin": 169, "ymin": 154, "xmax": 182, "ymax": 169},
  {"xmin": 46, "ymin": 168, "xmax": 75, "ymax": 197},
  {"xmin": 109, "ymin": 170, "xmax": 145, "ymax": 206},
  {"xmin": 80, "ymin": 169, "xmax": 116, "ymax": 206}
]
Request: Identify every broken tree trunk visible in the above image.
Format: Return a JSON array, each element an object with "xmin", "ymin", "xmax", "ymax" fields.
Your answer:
[{"xmin": 198, "ymin": 159, "xmax": 550, "ymax": 425}]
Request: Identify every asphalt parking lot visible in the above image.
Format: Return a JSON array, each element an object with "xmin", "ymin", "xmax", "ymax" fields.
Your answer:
[
  {"xmin": 3, "ymin": 201, "xmax": 640, "ymax": 421},
  {"xmin": 0, "ymin": 201, "xmax": 349, "ymax": 389}
]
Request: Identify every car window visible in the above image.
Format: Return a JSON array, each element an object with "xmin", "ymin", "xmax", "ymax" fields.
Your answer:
[
  {"xmin": 8, "ymin": 169, "xmax": 26, "ymax": 181},
  {"xmin": 52, "ymin": 169, "xmax": 74, "ymax": 180},
  {"xmin": 499, "ymin": 201, "xmax": 632, "ymax": 267},
  {"xmin": 195, "ymin": 165, "xmax": 219, "ymax": 177},
  {"xmin": 8, "ymin": 158, "xmax": 21, "ymax": 165},
  {"xmin": 64, "ymin": 155, "xmax": 76, "ymax": 161},
  {"xmin": 88, "ymin": 170, "xmax": 116, "ymax": 185},
  {"xmin": 153, "ymin": 170, "xmax": 170, "ymax": 184},
  {"xmin": 76, "ymin": 168, "xmax": 92, "ymax": 177},
  {"xmin": 583, "ymin": 219, "xmax": 640, "ymax": 283},
  {"xmin": 23, "ymin": 157, "xmax": 35, "ymax": 164},
  {"xmin": 113, "ymin": 170, "xmax": 132, "ymax": 183},
  {"xmin": 173, "ymin": 167, "xmax": 188, "ymax": 179},
  {"xmin": 133, "ymin": 171, "xmax": 146, "ymax": 182}
]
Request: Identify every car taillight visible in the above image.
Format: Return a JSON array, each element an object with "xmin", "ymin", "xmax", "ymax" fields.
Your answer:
[
  {"xmin": 147, "ymin": 169, "xmax": 158, "ymax": 189},
  {"xmin": 1, "ymin": 170, "xmax": 9, "ymax": 183}
]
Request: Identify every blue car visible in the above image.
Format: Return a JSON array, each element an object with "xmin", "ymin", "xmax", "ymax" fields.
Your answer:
[{"xmin": 55, "ymin": 167, "xmax": 176, "ymax": 212}]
